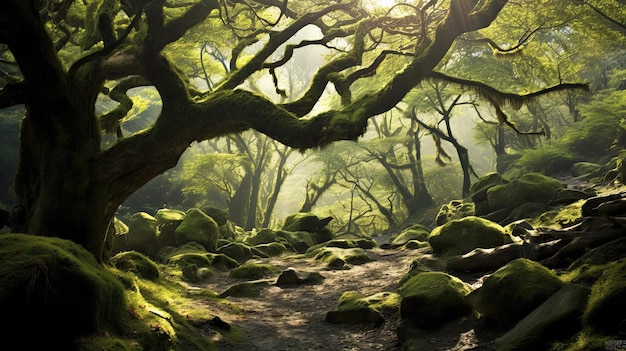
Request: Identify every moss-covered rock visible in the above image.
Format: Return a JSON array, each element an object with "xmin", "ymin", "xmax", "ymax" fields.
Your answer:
[
  {"xmin": 435, "ymin": 200, "xmax": 475, "ymax": 226},
  {"xmin": 206, "ymin": 253, "xmax": 240, "ymax": 271},
  {"xmin": 390, "ymin": 224, "xmax": 431, "ymax": 247},
  {"xmin": 219, "ymin": 280, "xmax": 273, "ymax": 298},
  {"xmin": 275, "ymin": 267, "xmax": 325, "ymax": 286},
  {"xmin": 245, "ymin": 228, "xmax": 277, "ymax": 246},
  {"xmin": 228, "ymin": 262, "xmax": 280, "ymax": 280},
  {"xmin": 495, "ymin": 283, "xmax": 590, "ymax": 351},
  {"xmin": 154, "ymin": 208, "xmax": 186, "ymax": 247},
  {"xmin": 276, "ymin": 230, "xmax": 319, "ymax": 253},
  {"xmin": 467, "ymin": 258, "xmax": 563, "ymax": 327},
  {"xmin": 111, "ymin": 251, "xmax": 160, "ymax": 280},
  {"xmin": 583, "ymin": 259, "xmax": 626, "ymax": 335},
  {"xmin": 325, "ymin": 238, "xmax": 378, "ymax": 250},
  {"xmin": 398, "ymin": 272, "xmax": 472, "ymax": 331},
  {"xmin": 486, "ymin": 172, "xmax": 565, "ymax": 212},
  {"xmin": 427, "ymin": 216, "xmax": 511, "ymax": 256},
  {"xmin": 174, "ymin": 208, "xmax": 219, "ymax": 252},
  {"xmin": 0, "ymin": 234, "xmax": 127, "ymax": 348},
  {"xmin": 314, "ymin": 247, "xmax": 373, "ymax": 269},
  {"xmin": 282, "ymin": 212, "xmax": 331, "ymax": 232},
  {"xmin": 326, "ymin": 291, "xmax": 400, "ymax": 325},
  {"xmin": 471, "ymin": 172, "xmax": 510, "ymax": 200},
  {"xmin": 253, "ymin": 242, "xmax": 287, "ymax": 257},
  {"xmin": 216, "ymin": 242, "xmax": 253, "ymax": 263},
  {"xmin": 125, "ymin": 211, "xmax": 158, "ymax": 255}
]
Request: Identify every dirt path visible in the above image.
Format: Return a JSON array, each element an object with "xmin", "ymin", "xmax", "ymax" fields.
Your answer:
[{"xmin": 199, "ymin": 247, "xmax": 419, "ymax": 351}]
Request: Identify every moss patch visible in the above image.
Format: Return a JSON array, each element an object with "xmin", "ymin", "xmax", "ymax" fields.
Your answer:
[
  {"xmin": 228, "ymin": 262, "xmax": 280, "ymax": 280},
  {"xmin": 111, "ymin": 251, "xmax": 160, "ymax": 280},
  {"xmin": 314, "ymin": 247, "xmax": 373, "ymax": 269},
  {"xmin": 427, "ymin": 216, "xmax": 510, "ymax": 256},
  {"xmin": 467, "ymin": 258, "xmax": 563, "ymax": 327},
  {"xmin": 582, "ymin": 259, "xmax": 626, "ymax": 335}
]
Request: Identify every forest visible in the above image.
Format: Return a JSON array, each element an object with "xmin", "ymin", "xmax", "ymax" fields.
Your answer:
[{"xmin": 0, "ymin": 0, "xmax": 625, "ymax": 350}]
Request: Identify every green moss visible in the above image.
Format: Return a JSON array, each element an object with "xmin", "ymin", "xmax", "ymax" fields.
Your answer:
[
  {"xmin": 0, "ymin": 234, "xmax": 127, "ymax": 348},
  {"xmin": 398, "ymin": 271, "xmax": 472, "ymax": 329},
  {"xmin": 427, "ymin": 216, "xmax": 509, "ymax": 256},
  {"xmin": 245, "ymin": 228, "xmax": 277, "ymax": 245},
  {"xmin": 216, "ymin": 242, "xmax": 253, "ymax": 263},
  {"xmin": 487, "ymin": 172, "xmax": 564, "ymax": 211},
  {"xmin": 111, "ymin": 251, "xmax": 160, "ymax": 280},
  {"xmin": 325, "ymin": 291, "xmax": 399, "ymax": 325},
  {"xmin": 253, "ymin": 242, "xmax": 286, "ymax": 257},
  {"xmin": 467, "ymin": 258, "xmax": 563, "ymax": 326},
  {"xmin": 390, "ymin": 225, "xmax": 431, "ymax": 246},
  {"xmin": 583, "ymin": 259, "xmax": 626, "ymax": 335},
  {"xmin": 531, "ymin": 200, "xmax": 584, "ymax": 228},
  {"xmin": 175, "ymin": 208, "xmax": 219, "ymax": 251},
  {"xmin": 314, "ymin": 247, "xmax": 372, "ymax": 268},
  {"xmin": 228, "ymin": 262, "xmax": 280, "ymax": 280}
]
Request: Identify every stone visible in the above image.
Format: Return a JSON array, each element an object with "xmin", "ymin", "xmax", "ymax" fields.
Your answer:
[
  {"xmin": 326, "ymin": 291, "xmax": 400, "ymax": 326},
  {"xmin": 125, "ymin": 212, "xmax": 158, "ymax": 254},
  {"xmin": 495, "ymin": 284, "xmax": 590, "ymax": 351},
  {"xmin": 390, "ymin": 224, "xmax": 431, "ymax": 247},
  {"xmin": 276, "ymin": 230, "xmax": 318, "ymax": 253},
  {"xmin": 228, "ymin": 262, "xmax": 280, "ymax": 280},
  {"xmin": 155, "ymin": 208, "xmax": 186, "ymax": 247},
  {"xmin": 428, "ymin": 216, "xmax": 511, "ymax": 256},
  {"xmin": 111, "ymin": 251, "xmax": 160, "ymax": 280},
  {"xmin": 583, "ymin": 259, "xmax": 626, "ymax": 335},
  {"xmin": 175, "ymin": 208, "xmax": 219, "ymax": 252},
  {"xmin": 314, "ymin": 247, "xmax": 373, "ymax": 269},
  {"xmin": 216, "ymin": 242, "xmax": 253, "ymax": 263},
  {"xmin": 398, "ymin": 271, "xmax": 472, "ymax": 331},
  {"xmin": 275, "ymin": 267, "xmax": 324, "ymax": 287},
  {"xmin": 253, "ymin": 242, "xmax": 287, "ymax": 257},
  {"xmin": 219, "ymin": 279, "xmax": 273, "ymax": 298},
  {"xmin": 435, "ymin": 200, "xmax": 475, "ymax": 226},
  {"xmin": 486, "ymin": 172, "xmax": 564, "ymax": 212},
  {"xmin": 245, "ymin": 228, "xmax": 277, "ymax": 246},
  {"xmin": 466, "ymin": 258, "xmax": 564, "ymax": 327}
]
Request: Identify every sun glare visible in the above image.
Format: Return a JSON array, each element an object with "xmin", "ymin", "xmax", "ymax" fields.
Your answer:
[{"xmin": 364, "ymin": 0, "xmax": 397, "ymax": 10}]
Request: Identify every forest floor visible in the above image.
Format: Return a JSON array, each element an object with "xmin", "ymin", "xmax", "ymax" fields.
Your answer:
[{"xmin": 193, "ymin": 241, "xmax": 500, "ymax": 351}]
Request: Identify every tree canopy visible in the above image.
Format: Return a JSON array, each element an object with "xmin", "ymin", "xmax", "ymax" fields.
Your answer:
[{"xmin": 0, "ymin": 0, "xmax": 617, "ymax": 260}]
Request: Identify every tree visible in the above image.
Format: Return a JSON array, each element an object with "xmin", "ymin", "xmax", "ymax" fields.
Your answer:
[{"xmin": 0, "ymin": 0, "xmax": 590, "ymax": 261}]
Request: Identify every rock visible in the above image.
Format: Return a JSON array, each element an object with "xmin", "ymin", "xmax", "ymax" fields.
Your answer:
[
  {"xmin": 583, "ymin": 259, "xmax": 626, "ymax": 335},
  {"xmin": 486, "ymin": 172, "xmax": 564, "ymax": 213},
  {"xmin": 275, "ymin": 267, "xmax": 324, "ymax": 287},
  {"xmin": 446, "ymin": 243, "xmax": 522, "ymax": 273},
  {"xmin": 313, "ymin": 247, "xmax": 373, "ymax": 269},
  {"xmin": 125, "ymin": 212, "xmax": 158, "ymax": 254},
  {"xmin": 326, "ymin": 291, "xmax": 400, "ymax": 326},
  {"xmin": 435, "ymin": 200, "xmax": 475, "ymax": 226},
  {"xmin": 401, "ymin": 240, "xmax": 430, "ymax": 250},
  {"xmin": 397, "ymin": 272, "xmax": 472, "ymax": 333},
  {"xmin": 206, "ymin": 253, "xmax": 240, "ymax": 271},
  {"xmin": 282, "ymin": 212, "xmax": 332, "ymax": 232},
  {"xmin": 569, "ymin": 237, "xmax": 626, "ymax": 269},
  {"xmin": 504, "ymin": 220, "xmax": 533, "ymax": 238},
  {"xmin": 228, "ymin": 262, "xmax": 280, "ymax": 280},
  {"xmin": 466, "ymin": 258, "xmax": 563, "ymax": 327},
  {"xmin": 253, "ymin": 242, "xmax": 287, "ymax": 257},
  {"xmin": 111, "ymin": 251, "xmax": 160, "ymax": 280},
  {"xmin": 216, "ymin": 242, "xmax": 253, "ymax": 263},
  {"xmin": 471, "ymin": 172, "xmax": 510, "ymax": 199},
  {"xmin": 495, "ymin": 283, "xmax": 590, "ymax": 351},
  {"xmin": 155, "ymin": 208, "xmax": 186, "ymax": 247},
  {"xmin": 549, "ymin": 188, "xmax": 593, "ymax": 206},
  {"xmin": 390, "ymin": 224, "xmax": 431, "ymax": 247},
  {"xmin": 219, "ymin": 279, "xmax": 273, "ymax": 298},
  {"xmin": 245, "ymin": 228, "xmax": 277, "ymax": 246},
  {"xmin": 503, "ymin": 202, "xmax": 549, "ymax": 224},
  {"xmin": 276, "ymin": 230, "xmax": 319, "ymax": 253},
  {"xmin": 427, "ymin": 216, "xmax": 512, "ymax": 256},
  {"xmin": 202, "ymin": 207, "xmax": 229, "ymax": 226},
  {"xmin": 175, "ymin": 208, "xmax": 219, "ymax": 252},
  {"xmin": 325, "ymin": 238, "xmax": 378, "ymax": 250}
]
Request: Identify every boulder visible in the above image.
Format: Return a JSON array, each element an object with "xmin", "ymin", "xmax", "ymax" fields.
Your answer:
[
  {"xmin": 216, "ymin": 242, "xmax": 253, "ymax": 263},
  {"xmin": 314, "ymin": 247, "xmax": 373, "ymax": 269},
  {"xmin": 282, "ymin": 212, "xmax": 332, "ymax": 232},
  {"xmin": 219, "ymin": 279, "xmax": 273, "ymax": 298},
  {"xmin": 111, "ymin": 251, "xmax": 160, "ymax": 280},
  {"xmin": 245, "ymin": 228, "xmax": 277, "ymax": 246},
  {"xmin": 228, "ymin": 262, "xmax": 280, "ymax": 280},
  {"xmin": 471, "ymin": 172, "xmax": 510, "ymax": 201},
  {"xmin": 583, "ymin": 259, "xmax": 626, "ymax": 335},
  {"xmin": 125, "ymin": 212, "xmax": 158, "ymax": 255},
  {"xmin": 495, "ymin": 283, "xmax": 590, "ymax": 351},
  {"xmin": 276, "ymin": 230, "xmax": 319, "ymax": 253},
  {"xmin": 435, "ymin": 200, "xmax": 475, "ymax": 226},
  {"xmin": 175, "ymin": 208, "xmax": 219, "ymax": 252},
  {"xmin": 154, "ymin": 208, "xmax": 186, "ymax": 247},
  {"xmin": 398, "ymin": 272, "xmax": 472, "ymax": 332},
  {"xmin": 253, "ymin": 242, "xmax": 287, "ymax": 257},
  {"xmin": 486, "ymin": 172, "xmax": 564, "ymax": 213},
  {"xmin": 326, "ymin": 291, "xmax": 400, "ymax": 326},
  {"xmin": 325, "ymin": 238, "xmax": 378, "ymax": 250},
  {"xmin": 467, "ymin": 258, "xmax": 563, "ymax": 327},
  {"xmin": 390, "ymin": 224, "xmax": 431, "ymax": 247},
  {"xmin": 427, "ymin": 216, "xmax": 511, "ymax": 256},
  {"xmin": 275, "ymin": 267, "xmax": 324, "ymax": 287}
]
